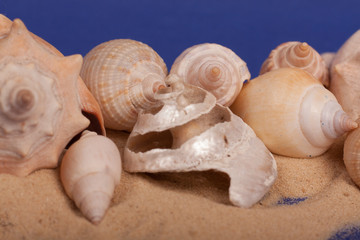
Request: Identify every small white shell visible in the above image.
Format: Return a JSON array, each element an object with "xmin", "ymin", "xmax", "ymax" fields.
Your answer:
[
  {"xmin": 170, "ymin": 43, "xmax": 250, "ymax": 107},
  {"xmin": 80, "ymin": 39, "xmax": 168, "ymax": 132}
]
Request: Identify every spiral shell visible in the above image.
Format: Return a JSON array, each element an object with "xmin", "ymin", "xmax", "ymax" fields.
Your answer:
[
  {"xmin": 260, "ymin": 41, "xmax": 329, "ymax": 87},
  {"xmin": 80, "ymin": 39, "xmax": 168, "ymax": 132},
  {"xmin": 329, "ymin": 30, "xmax": 360, "ymax": 120},
  {"xmin": 230, "ymin": 68, "xmax": 357, "ymax": 158},
  {"xmin": 61, "ymin": 131, "xmax": 121, "ymax": 224},
  {"xmin": 170, "ymin": 43, "xmax": 250, "ymax": 107},
  {"xmin": 0, "ymin": 19, "xmax": 91, "ymax": 176},
  {"xmin": 124, "ymin": 74, "xmax": 277, "ymax": 208}
]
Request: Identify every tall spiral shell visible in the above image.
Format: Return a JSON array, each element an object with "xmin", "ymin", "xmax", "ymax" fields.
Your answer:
[
  {"xmin": 230, "ymin": 68, "xmax": 357, "ymax": 158},
  {"xmin": 170, "ymin": 43, "xmax": 250, "ymax": 107},
  {"xmin": 0, "ymin": 19, "xmax": 90, "ymax": 176},
  {"xmin": 80, "ymin": 39, "xmax": 168, "ymax": 132},
  {"xmin": 260, "ymin": 41, "xmax": 329, "ymax": 87}
]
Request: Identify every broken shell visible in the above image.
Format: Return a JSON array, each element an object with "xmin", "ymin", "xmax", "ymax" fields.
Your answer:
[
  {"xmin": 80, "ymin": 39, "xmax": 168, "ymax": 132},
  {"xmin": 329, "ymin": 30, "xmax": 360, "ymax": 120},
  {"xmin": 0, "ymin": 18, "xmax": 91, "ymax": 176},
  {"xmin": 60, "ymin": 130, "xmax": 121, "ymax": 224},
  {"xmin": 230, "ymin": 68, "xmax": 357, "ymax": 158},
  {"xmin": 260, "ymin": 41, "xmax": 329, "ymax": 87},
  {"xmin": 124, "ymin": 75, "xmax": 277, "ymax": 208},
  {"xmin": 170, "ymin": 43, "xmax": 250, "ymax": 107}
]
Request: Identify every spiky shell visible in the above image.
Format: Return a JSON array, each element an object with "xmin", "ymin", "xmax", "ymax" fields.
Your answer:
[
  {"xmin": 260, "ymin": 41, "xmax": 329, "ymax": 87},
  {"xmin": 230, "ymin": 68, "xmax": 357, "ymax": 158},
  {"xmin": 170, "ymin": 43, "xmax": 250, "ymax": 107},
  {"xmin": 80, "ymin": 39, "xmax": 168, "ymax": 132},
  {"xmin": 124, "ymin": 75, "xmax": 277, "ymax": 208},
  {"xmin": 0, "ymin": 18, "xmax": 90, "ymax": 176},
  {"xmin": 329, "ymin": 30, "xmax": 360, "ymax": 120}
]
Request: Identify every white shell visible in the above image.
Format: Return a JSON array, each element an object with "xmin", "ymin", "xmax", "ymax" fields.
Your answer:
[
  {"xmin": 124, "ymin": 75, "xmax": 277, "ymax": 208},
  {"xmin": 170, "ymin": 43, "xmax": 250, "ymax": 107},
  {"xmin": 80, "ymin": 39, "xmax": 168, "ymax": 132}
]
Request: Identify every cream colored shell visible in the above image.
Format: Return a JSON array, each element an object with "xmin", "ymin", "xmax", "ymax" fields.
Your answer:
[
  {"xmin": 124, "ymin": 75, "xmax": 277, "ymax": 208},
  {"xmin": 230, "ymin": 68, "xmax": 357, "ymax": 158},
  {"xmin": 0, "ymin": 19, "xmax": 90, "ymax": 176},
  {"xmin": 170, "ymin": 43, "xmax": 250, "ymax": 107},
  {"xmin": 329, "ymin": 30, "xmax": 360, "ymax": 120},
  {"xmin": 80, "ymin": 39, "xmax": 168, "ymax": 132},
  {"xmin": 260, "ymin": 41, "xmax": 329, "ymax": 87}
]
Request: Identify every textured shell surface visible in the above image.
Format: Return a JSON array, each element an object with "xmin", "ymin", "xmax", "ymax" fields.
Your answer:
[
  {"xmin": 230, "ymin": 68, "xmax": 357, "ymax": 158},
  {"xmin": 61, "ymin": 131, "xmax": 121, "ymax": 224},
  {"xmin": 329, "ymin": 30, "xmax": 360, "ymax": 120},
  {"xmin": 170, "ymin": 43, "xmax": 250, "ymax": 107},
  {"xmin": 344, "ymin": 119, "xmax": 360, "ymax": 187},
  {"xmin": 0, "ymin": 18, "xmax": 90, "ymax": 176},
  {"xmin": 124, "ymin": 75, "xmax": 277, "ymax": 208},
  {"xmin": 80, "ymin": 39, "xmax": 168, "ymax": 132},
  {"xmin": 260, "ymin": 41, "xmax": 329, "ymax": 87}
]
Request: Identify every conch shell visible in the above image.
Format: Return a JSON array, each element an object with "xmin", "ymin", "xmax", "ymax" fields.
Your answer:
[
  {"xmin": 170, "ymin": 43, "xmax": 250, "ymax": 107},
  {"xmin": 230, "ymin": 68, "xmax": 357, "ymax": 158},
  {"xmin": 329, "ymin": 30, "xmax": 360, "ymax": 120},
  {"xmin": 0, "ymin": 18, "xmax": 96, "ymax": 176},
  {"xmin": 260, "ymin": 41, "xmax": 329, "ymax": 87},
  {"xmin": 80, "ymin": 39, "xmax": 168, "ymax": 132},
  {"xmin": 124, "ymin": 74, "xmax": 277, "ymax": 208},
  {"xmin": 61, "ymin": 131, "xmax": 121, "ymax": 224}
]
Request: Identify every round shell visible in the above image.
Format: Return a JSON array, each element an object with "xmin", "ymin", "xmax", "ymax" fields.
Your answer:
[
  {"xmin": 0, "ymin": 18, "xmax": 91, "ymax": 176},
  {"xmin": 260, "ymin": 41, "xmax": 329, "ymax": 87},
  {"xmin": 170, "ymin": 43, "xmax": 250, "ymax": 107},
  {"xmin": 230, "ymin": 68, "xmax": 357, "ymax": 158},
  {"xmin": 80, "ymin": 39, "xmax": 168, "ymax": 132}
]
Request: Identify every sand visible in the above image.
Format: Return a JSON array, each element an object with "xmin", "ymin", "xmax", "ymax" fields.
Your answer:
[{"xmin": 0, "ymin": 130, "xmax": 360, "ymax": 240}]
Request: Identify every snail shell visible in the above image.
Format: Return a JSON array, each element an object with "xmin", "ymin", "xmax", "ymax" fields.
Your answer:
[
  {"xmin": 230, "ymin": 68, "xmax": 357, "ymax": 158},
  {"xmin": 80, "ymin": 39, "xmax": 168, "ymax": 132},
  {"xmin": 124, "ymin": 74, "xmax": 277, "ymax": 208},
  {"xmin": 0, "ymin": 18, "xmax": 91, "ymax": 176},
  {"xmin": 170, "ymin": 43, "xmax": 250, "ymax": 107},
  {"xmin": 329, "ymin": 30, "xmax": 360, "ymax": 120},
  {"xmin": 260, "ymin": 41, "xmax": 329, "ymax": 87},
  {"xmin": 61, "ymin": 131, "xmax": 121, "ymax": 224}
]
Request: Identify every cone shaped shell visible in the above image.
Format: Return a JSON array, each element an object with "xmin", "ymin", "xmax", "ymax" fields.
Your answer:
[
  {"xmin": 329, "ymin": 30, "xmax": 360, "ymax": 120},
  {"xmin": 60, "ymin": 131, "xmax": 121, "ymax": 224},
  {"xmin": 230, "ymin": 68, "xmax": 356, "ymax": 158},
  {"xmin": 170, "ymin": 43, "xmax": 250, "ymax": 107},
  {"xmin": 260, "ymin": 41, "xmax": 329, "ymax": 87},
  {"xmin": 80, "ymin": 39, "xmax": 168, "ymax": 132}
]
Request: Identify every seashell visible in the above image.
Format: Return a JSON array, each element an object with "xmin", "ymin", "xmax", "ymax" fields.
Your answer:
[
  {"xmin": 260, "ymin": 41, "xmax": 330, "ymax": 87},
  {"xmin": 230, "ymin": 68, "xmax": 357, "ymax": 158},
  {"xmin": 343, "ymin": 119, "xmax": 360, "ymax": 187},
  {"xmin": 321, "ymin": 52, "xmax": 336, "ymax": 70},
  {"xmin": 60, "ymin": 130, "xmax": 121, "ymax": 224},
  {"xmin": 0, "ymin": 18, "xmax": 94, "ymax": 176},
  {"xmin": 329, "ymin": 30, "xmax": 360, "ymax": 120},
  {"xmin": 124, "ymin": 74, "xmax": 277, "ymax": 208},
  {"xmin": 80, "ymin": 39, "xmax": 168, "ymax": 132},
  {"xmin": 170, "ymin": 43, "xmax": 251, "ymax": 107}
]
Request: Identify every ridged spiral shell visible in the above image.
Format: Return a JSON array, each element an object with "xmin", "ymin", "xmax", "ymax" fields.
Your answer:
[
  {"xmin": 230, "ymin": 68, "xmax": 357, "ymax": 158},
  {"xmin": 260, "ymin": 41, "xmax": 329, "ymax": 87},
  {"xmin": 170, "ymin": 43, "xmax": 250, "ymax": 107},
  {"xmin": 0, "ymin": 18, "xmax": 90, "ymax": 176},
  {"xmin": 80, "ymin": 39, "xmax": 168, "ymax": 132}
]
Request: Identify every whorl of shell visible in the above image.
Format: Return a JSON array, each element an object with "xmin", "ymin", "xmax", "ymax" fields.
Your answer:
[
  {"xmin": 260, "ymin": 41, "xmax": 329, "ymax": 87},
  {"xmin": 80, "ymin": 39, "xmax": 168, "ymax": 132},
  {"xmin": 0, "ymin": 18, "xmax": 90, "ymax": 176},
  {"xmin": 61, "ymin": 131, "xmax": 121, "ymax": 224},
  {"xmin": 170, "ymin": 43, "xmax": 250, "ymax": 107},
  {"xmin": 230, "ymin": 68, "xmax": 357, "ymax": 158},
  {"xmin": 124, "ymin": 74, "xmax": 277, "ymax": 208},
  {"xmin": 329, "ymin": 30, "xmax": 360, "ymax": 120}
]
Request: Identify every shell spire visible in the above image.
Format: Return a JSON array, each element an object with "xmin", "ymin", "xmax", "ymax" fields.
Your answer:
[{"xmin": 260, "ymin": 41, "xmax": 329, "ymax": 87}]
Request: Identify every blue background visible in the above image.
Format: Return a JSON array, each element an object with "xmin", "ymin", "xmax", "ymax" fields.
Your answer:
[{"xmin": 1, "ymin": 0, "xmax": 359, "ymax": 78}]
